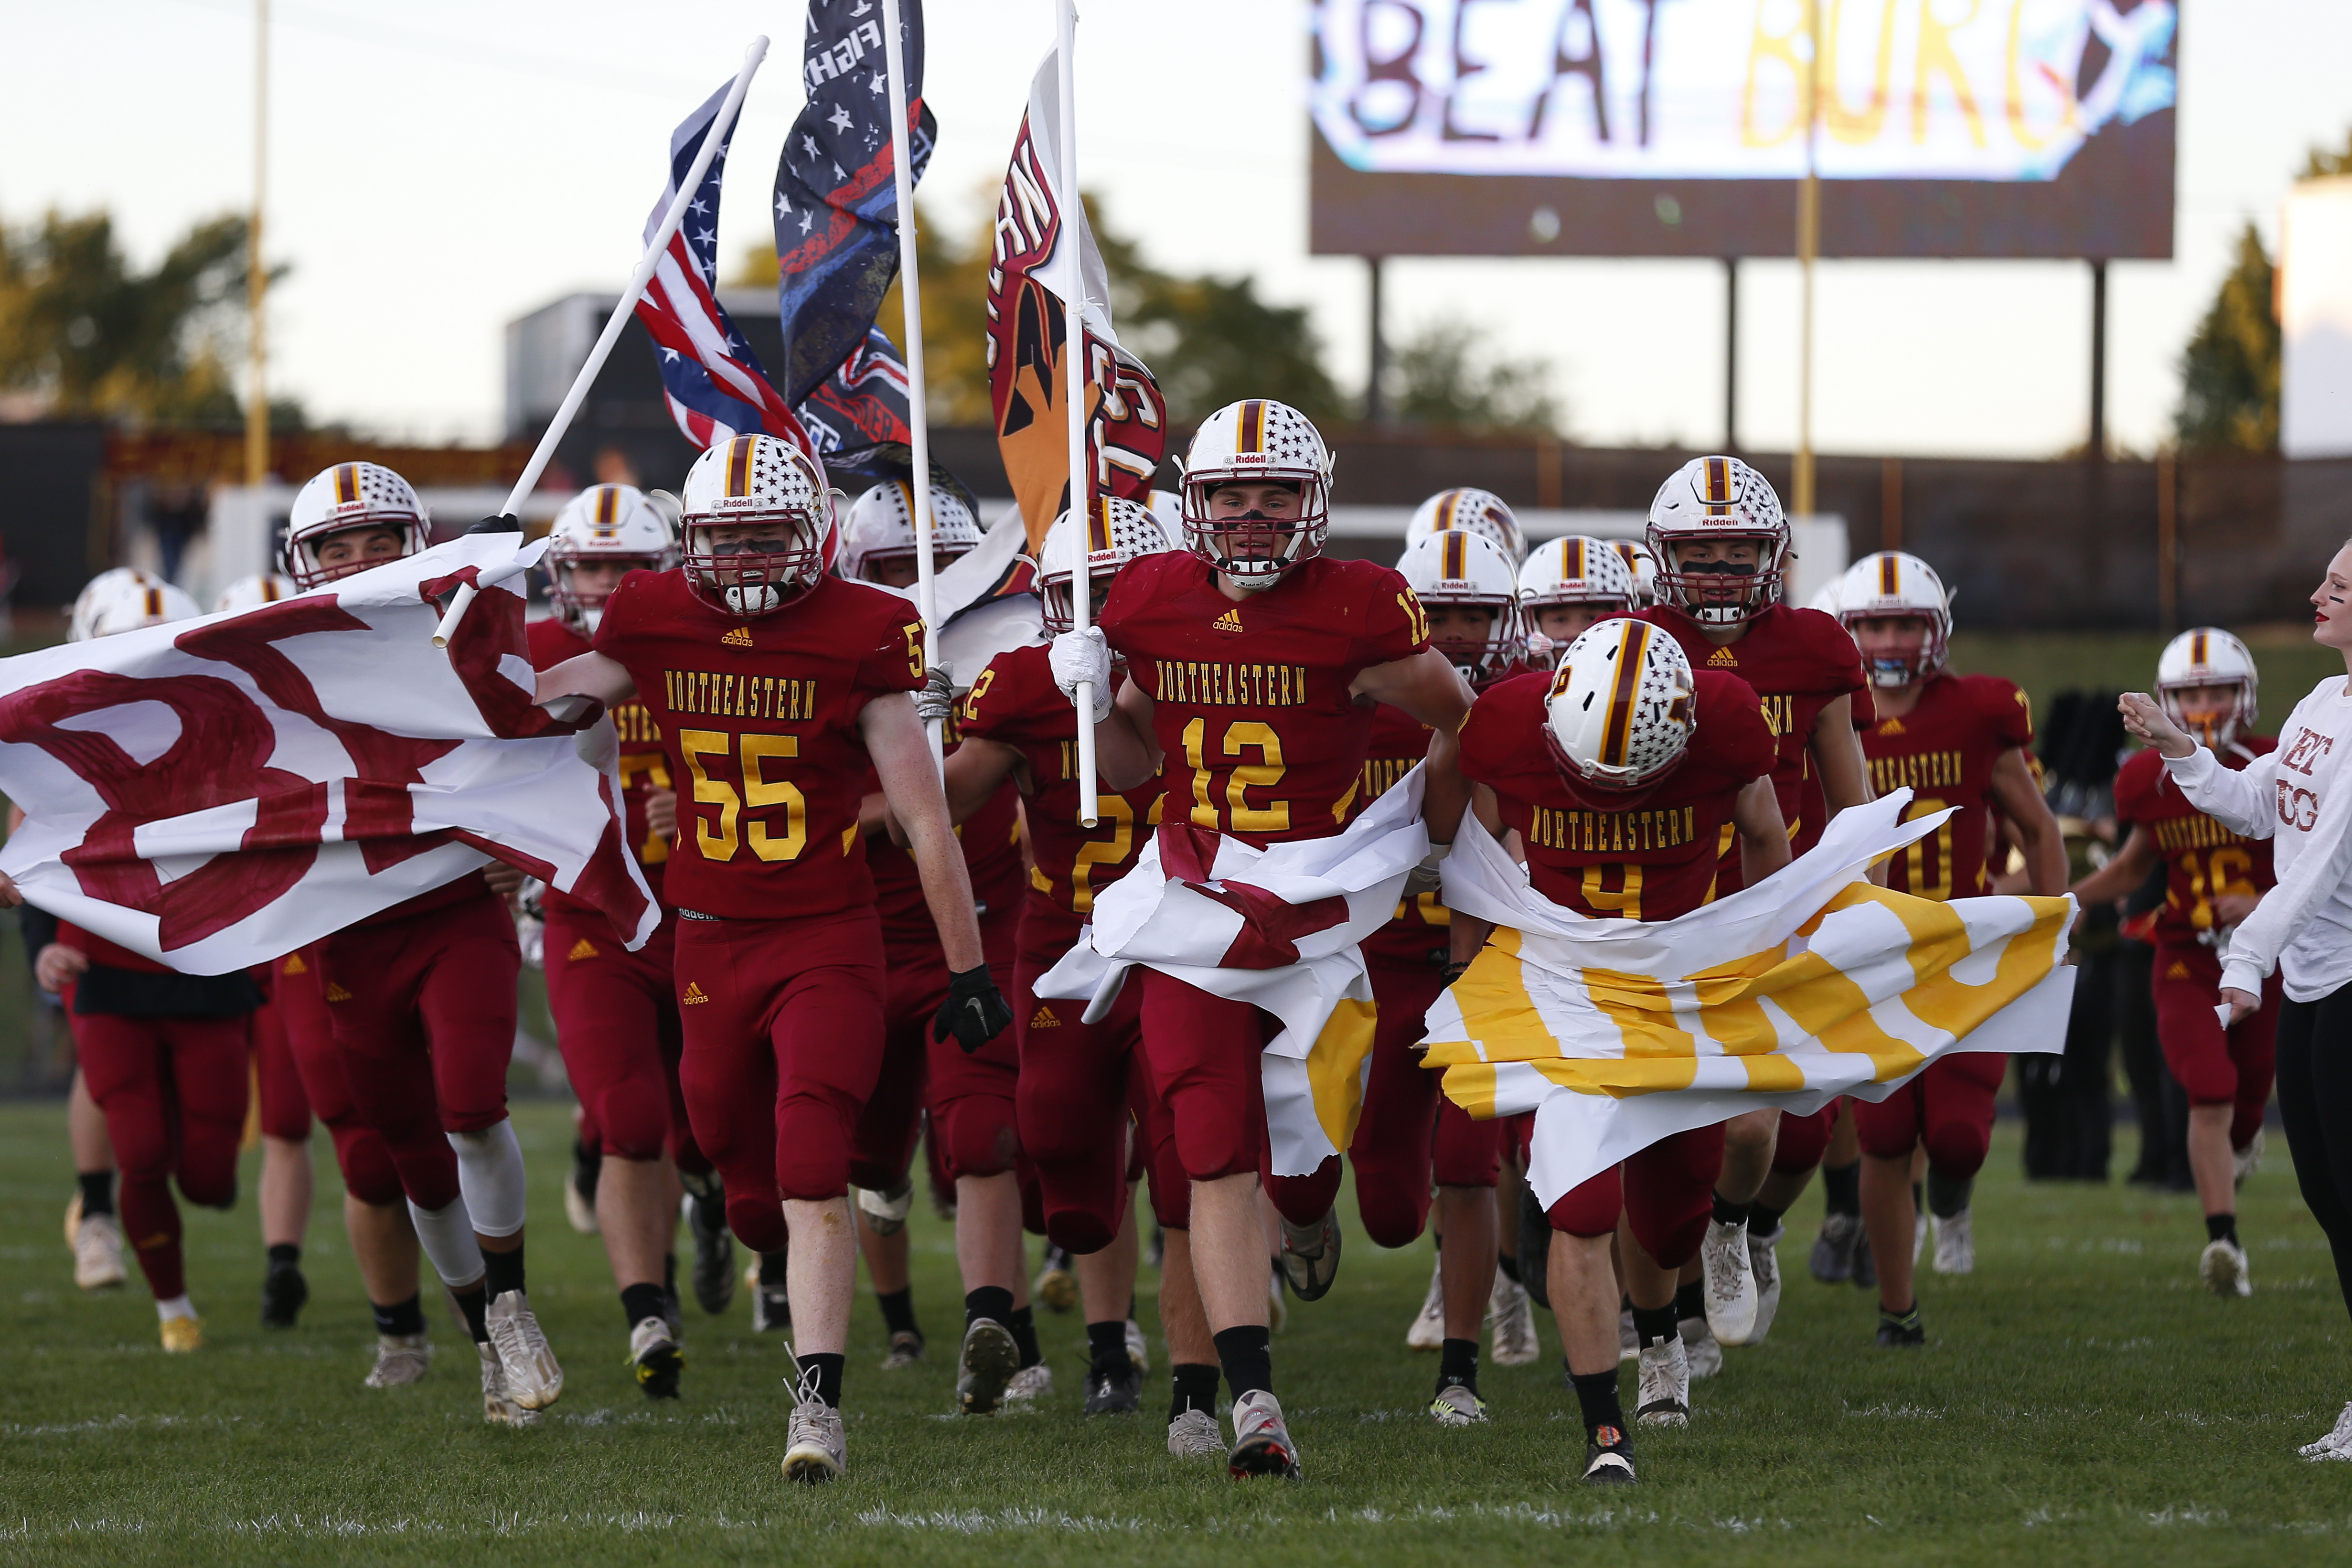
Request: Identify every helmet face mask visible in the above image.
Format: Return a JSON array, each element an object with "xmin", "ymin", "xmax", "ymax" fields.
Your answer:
[
  {"xmin": 2156, "ymin": 627, "xmax": 2259, "ymax": 750},
  {"xmin": 1645, "ymin": 456, "xmax": 1789, "ymax": 627},
  {"xmin": 839, "ymin": 481, "xmax": 982, "ymax": 588},
  {"xmin": 1179, "ymin": 399, "xmax": 1333, "ymax": 588},
  {"xmin": 1518, "ymin": 535, "xmax": 1636, "ymax": 664},
  {"xmin": 284, "ymin": 462, "xmax": 430, "ymax": 589},
  {"xmin": 1395, "ymin": 529, "xmax": 1520, "ymax": 681},
  {"xmin": 546, "ymin": 483, "xmax": 678, "ymax": 633},
  {"xmin": 1039, "ymin": 495, "xmax": 1176, "ymax": 637},
  {"xmin": 677, "ymin": 436, "xmax": 836, "ymax": 618},
  {"xmin": 1835, "ymin": 552, "xmax": 1953, "ymax": 687}
]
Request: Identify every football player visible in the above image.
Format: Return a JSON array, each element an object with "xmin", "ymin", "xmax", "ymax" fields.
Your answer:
[
  {"xmin": 1452, "ymin": 618, "xmax": 1785, "ymax": 1481},
  {"xmin": 951, "ymin": 498, "xmax": 1206, "ymax": 1436},
  {"xmin": 1051, "ymin": 399, "xmax": 1474, "ymax": 1478},
  {"xmin": 1405, "ymin": 487, "xmax": 1529, "ymax": 567},
  {"xmin": 1636, "ymin": 457, "xmax": 1875, "ymax": 1353},
  {"xmin": 1517, "ymin": 535, "xmax": 1638, "ymax": 667},
  {"xmin": 528, "ymin": 482, "xmax": 726, "ymax": 1398},
  {"xmin": 1347, "ymin": 528, "xmax": 1540, "ymax": 1424},
  {"xmin": 2072, "ymin": 629, "xmax": 2276, "ymax": 1296},
  {"xmin": 535, "ymin": 434, "xmax": 1010, "ymax": 1482},
  {"xmin": 285, "ymin": 461, "xmax": 561, "ymax": 1425},
  {"xmin": 1833, "ymin": 552, "xmax": 2068, "ymax": 1343}
]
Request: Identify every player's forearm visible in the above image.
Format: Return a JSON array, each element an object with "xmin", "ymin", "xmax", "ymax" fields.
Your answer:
[
  {"xmin": 1093, "ymin": 687, "xmax": 1159, "ymax": 792},
  {"xmin": 906, "ymin": 816, "xmax": 986, "ymax": 971},
  {"xmin": 1422, "ymin": 729, "xmax": 1469, "ymax": 843},
  {"xmin": 941, "ymin": 742, "xmax": 1016, "ymax": 826},
  {"xmin": 1447, "ymin": 912, "xmax": 1492, "ymax": 970},
  {"xmin": 2068, "ymin": 835, "xmax": 2151, "ymax": 906},
  {"xmin": 534, "ymin": 651, "xmax": 635, "ymax": 706}
]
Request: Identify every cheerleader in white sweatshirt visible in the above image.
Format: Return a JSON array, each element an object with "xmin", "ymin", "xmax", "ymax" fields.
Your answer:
[{"xmin": 2122, "ymin": 541, "xmax": 2352, "ymax": 1462}]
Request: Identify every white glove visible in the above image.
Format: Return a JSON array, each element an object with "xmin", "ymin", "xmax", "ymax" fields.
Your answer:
[
  {"xmin": 515, "ymin": 911, "xmax": 545, "ymax": 972},
  {"xmin": 1404, "ymin": 841, "xmax": 1450, "ymax": 898},
  {"xmin": 913, "ymin": 661, "xmax": 959, "ymax": 726},
  {"xmin": 1049, "ymin": 627, "xmax": 1114, "ymax": 724}
]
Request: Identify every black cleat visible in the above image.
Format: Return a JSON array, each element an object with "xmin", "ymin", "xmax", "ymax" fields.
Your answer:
[
  {"xmin": 1875, "ymin": 1306, "xmax": 1924, "ymax": 1347},
  {"xmin": 686, "ymin": 1192, "xmax": 735, "ymax": 1316},
  {"xmin": 1083, "ymin": 1361, "xmax": 1142, "ymax": 1415},
  {"xmin": 260, "ymin": 1259, "xmax": 309, "ymax": 1329},
  {"xmin": 1583, "ymin": 1426, "xmax": 1637, "ymax": 1484},
  {"xmin": 1852, "ymin": 1226, "xmax": 1877, "ymax": 1290}
]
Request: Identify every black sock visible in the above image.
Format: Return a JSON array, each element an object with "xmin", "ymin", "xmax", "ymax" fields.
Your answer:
[
  {"xmin": 451, "ymin": 1284, "xmax": 491, "ymax": 1344},
  {"xmin": 1170, "ymin": 1362, "xmax": 1219, "ymax": 1422},
  {"xmin": 1910, "ymin": 1180, "xmax": 1924, "ymax": 1215},
  {"xmin": 1632, "ymin": 1302, "xmax": 1678, "ymax": 1348},
  {"xmin": 620, "ymin": 1281, "xmax": 668, "ymax": 1331},
  {"xmin": 1125, "ymin": 1293, "xmax": 1138, "ymax": 1322},
  {"xmin": 1087, "ymin": 1319, "xmax": 1130, "ymax": 1377},
  {"xmin": 571, "ymin": 1137, "xmax": 601, "ymax": 1201},
  {"xmin": 372, "ymin": 1292, "xmax": 425, "ymax": 1338},
  {"xmin": 663, "ymin": 1251, "xmax": 678, "ymax": 1301},
  {"xmin": 267, "ymin": 1242, "xmax": 301, "ymax": 1270},
  {"xmin": 1711, "ymin": 1193, "xmax": 1752, "ymax": 1227},
  {"xmin": 1570, "ymin": 1366, "xmax": 1627, "ymax": 1442},
  {"xmin": 965, "ymin": 1285, "xmax": 1014, "ymax": 1327},
  {"xmin": 1751, "ymin": 1200, "xmax": 1786, "ymax": 1235},
  {"xmin": 759, "ymin": 1249, "xmax": 792, "ymax": 1294},
  {"xmin": 1672, "ymin": 1280, "xmax": 1703, "ymax": 1322},
  {"xmin": 1008, "ymin": 1304, "xmax": 1042, "ymax": 1369},
  {"xmin": 1497, "ymin": 1251, "xmax": 1521, "ymax": 1285},
  {"xmin": 1438, "ymin": 1336, "xmax": 1480, "ymax": 1393},
  {"xmin": 1212, "ymin": 1324, "xmax": 1273, "ymax": 1398},
  {"xmin": 1822, "ymin": 1160, "xmax": 1860, "ymax": 1216},
  {"xmin": 77, "ymin": 1171, "xmax": 115, "ymax": 1219},
  {"xmin": 878, "ymin": 1286, "xmax": 919, "ymax": 1337},
  {"xmin": 1926, "ymin": 1168, "xmax": 1974, "ymax": 1219},
  {"xmin": 796, "ymin": 1349, "xmax": 845, "ymax": 1409},
  {"xmin": 482, "ymin": 1241, "xmax": 525, "ymax": 1300},
  {"xmin": 2206, "ymin": 1212, "xmax": 2239, "ymax": 1245}
]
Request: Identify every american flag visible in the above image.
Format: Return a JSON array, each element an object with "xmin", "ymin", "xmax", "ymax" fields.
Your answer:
[
  {"xmin": 635, "ymin": 81, "xmax": 817, "ymax": 459},
  {"xmin": 799, "ymin": 324, "xmax": 916, "ymax": 456}
]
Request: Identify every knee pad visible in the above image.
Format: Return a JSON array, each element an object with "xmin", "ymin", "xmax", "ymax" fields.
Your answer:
[
  {"xmin": 1547, "ymin": 1170, "xmax": 1623, "ymax": 1239},
  {"xmin": 406, "ymin": 1195, "xmax": 486, "ymax": 1289},
  {"xmin": 937, "ymin": 1096, "xmax": 1019, "ymax": 1181},
  {"xmin": 330, "ymin": 1121, "xmax": 406, "ymax": 1208},
  {"xmin": 776, "ymin": 1095, "xmax": 856, "ymax": 1203},
  {"xmin": 593, "ymin": 1086, "xmax": 671, "ymax": 1163},
  {"xmin": 726, "ymin": 1193, "xmax": 789, "ymax": 1254},
  {"xmin": 1353, "ymin": 1174, "xmax": 1431, "ymax": 1250},
  {"xmin": 1772, "ymin": 1106, "xmax": 1836, "ymax": 1173},
  {"xmin": 446, "ymin": 1119, "xmax": 528, "ymax": 1238},
  {"xmin": 1921, "ymin": 1120, "xmax": 1992, "ymax": 1180}
]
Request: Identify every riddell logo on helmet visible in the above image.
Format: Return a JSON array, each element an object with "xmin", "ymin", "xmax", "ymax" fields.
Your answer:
[{"xmin": 714, "ymin": 496, "xmax": 758, "ymax": 510}]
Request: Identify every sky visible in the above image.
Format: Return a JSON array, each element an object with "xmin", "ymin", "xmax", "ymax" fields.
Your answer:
[{"xmin": 3, "ymin": 0, "xmax": 2348, "ymax": 461}]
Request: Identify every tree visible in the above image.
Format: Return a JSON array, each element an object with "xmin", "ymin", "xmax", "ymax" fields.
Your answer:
[
  {"xmin": 1388, "ymin": 316, "xmax": 1567, "ymax": 437},
  {"xmin": 0, "ymin": 209, "xmax": 279, "ymax": 426},
  {"xmin": 2174, "ymin": 224, "xmax": 2278, "ymax": 454}
]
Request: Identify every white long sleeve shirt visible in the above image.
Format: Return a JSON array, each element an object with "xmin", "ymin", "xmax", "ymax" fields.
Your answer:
[{"xmin": 2166, "ymin": 675, "xmax": 2352, "ymax": 1002}]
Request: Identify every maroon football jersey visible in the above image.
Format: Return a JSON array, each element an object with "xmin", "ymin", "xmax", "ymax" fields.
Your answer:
[
  {"xmin": 1860, "ymin": 672, "xmax": 2035, "ymax": 901},
  {"xmin": 959, "ymin": 641, "xmax": 1167, "ymax": 919},
  {"xmin": 592, "ymin": 568, "xmax": 927, "ymax": 921},
  {"xmin": 1458, "ymin": 670, "xmax": 1776, "ymax": 922},
  {"xmin": 529, "ymin": 615, "xmax": 673, "ymax": 913},
  {"xmin": 865, "ymin": 715, "xmax": 1028, "ymax": 947},
  {"xmin": 2112, "ymin": 737, "xmax": 2278, "ymax": 944},
  {"xmin": 1098, "ymin": 552, "xmax": 1430, "ymax": 848},
  {"xmin": 1639, "ymin": 602, "xmax": 1867, "ymax": 890}
]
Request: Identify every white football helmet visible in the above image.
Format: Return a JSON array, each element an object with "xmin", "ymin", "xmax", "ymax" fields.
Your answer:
[
  {"xmin": 1407, "ymin": 488, "xmax": 1528, "ymax": 567},
  {"xmin": 677, "ymin": 434, "xmax": 837, "ymax": 618},
  {"xmin": 1836, "ymin": 552, "xmax": 1953, "ymax": 687},
  {"xmin": 1645, "ymin": 455, "xmax": 1789, "ymax": 626},
  {"xmin": 1612, "ymin": 539, "xmax": 1659, "ymax": 607},
  {"xmin": 2157, "ymin": 627, "xmax": 2259, "ymax": 750},
  {"xmin": 1179, "ymin": 398, "xmax": 1333, "ymax": 588},
  {"xmin": 70, "ymin": 569, "xmax": 200, "ymax": 640},
  {"xmin": 838, "ymin": 480, "xmax": 981, "ymax": 585},
  {"xmin": 545, "ymin": 484, "xmax": 678, "ymax": 633},
  {"xmin": 214, "ymin": 573, "xmax": 299, "ymax": 613},
  {"xmin": 1395, "ymin": 530, "xmax": 1521, "ymax": 681},
  {"xmin": 1520, "ymin": 535, "xmax": 1637, "ymax": 615},
  {"xmin": 1039, "ymin": 496, "xmax": 1175, "ymax": 636},
  {"xmin": 1543, "ymin": 617, "xmax": 1697, "ymax": 795},
  {"xmin": 283, "ymin": 461, "xmax": 430, "ymax": 589}
]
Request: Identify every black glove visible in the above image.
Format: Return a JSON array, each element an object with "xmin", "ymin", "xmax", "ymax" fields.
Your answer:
[
  {"xmin": 932, "ymin": 964, "xmax": 1014, "ymax": 1054},
  {"xmin": 466, "ymin": 513, "xmax": 523, "ymax": 535}
]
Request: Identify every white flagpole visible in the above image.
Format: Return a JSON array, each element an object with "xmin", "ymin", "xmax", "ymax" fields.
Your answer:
[
  {"xmin": 1057, "ymin": 0, "xmax": 1099, "ymax": 828},
  {"xmin": 437, "ymin": 35, "xmax": 770, "ymax": 648},
  {"xmin": 878, "ymin": 0, "xmax": 943, "ymax": 775}
]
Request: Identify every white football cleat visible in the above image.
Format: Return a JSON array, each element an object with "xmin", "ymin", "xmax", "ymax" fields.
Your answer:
[
  {"xmin": 1405, "ymin": 1257, "xmax": 1445, "ymax": 1351},
  {"xmin": 2300, "ymin": 1400, "xmax": 2352, "ymax": 1460},
  {"xmin": 1276, "ymin": 1209, "xmax": 1342, "ymax": 1302},
  {"xmin": 1679, "ymin": 1314, "xmax": 1722, "ymax": 1379},
  {"xmin": 1618, "ymin": 1308, "xmax": 1638, "ymax": 1364},
  {"xmin": 1699, "ymin": 1219, "xmax": 1756, "ymax": 1345},
  {"xmin": 1636, "ymin": 1337, "xmax": 1690, "ymax": 1427},
  {"xmin": 2235, "ymin": 1130, "xmax": 2266, "ymax": 1188},
  {"xmin": 1168, "ymin": 1407, "xmax": 1223, "ymax": 1458},
  {"xmin": 1227, "ymin": 1389, "xmax": 1302, "ymax": 1479},
  {"xmin": 1004, "ymin": 1362, "xmax": 1053, "ymax": 1408},
  {"xmin": 563, "ymin": 1166, "xmax": 599, "ymax": 1236},
  {"xmin": 485, "ymin": 1290, "xmax": 564, "ymax": 1410},
  {"xmin": 478, "ymin": 1342, "xmax": 542, "ymax": 1427},
  {"xmin": 1124, "ymin": 1318, "xmax": 1151, "ymax": 1376},
  {"xmin": 1428, "ymin": 1383, "xmax": 1488, "ymax": 1426},
  {"xmin": 72, "ymin": 1211, "xmax": 127, "ymax": 1292},
  {"xmin": 2201, "ymin": 1237, "xmax": 2253, "ymax": 1298},
  {"xmin": 1487, "ymin": 1267, "xmax": 1540, "ymax": 1366},
  {"xmin": 364, "ymin": 1332, "xmax": 431, "ymax": 1388},
  {"xmin": 781, "ymin": 1363, "xmax": 846, "ymax": 1482},
  {"xmin": 1746, "ymin": 1225, "xmax": 1785, "ymax": 1344},
  {"xmin": 1931, "ymin": 1208, "xmax": 1976, "ymax": 1275}
]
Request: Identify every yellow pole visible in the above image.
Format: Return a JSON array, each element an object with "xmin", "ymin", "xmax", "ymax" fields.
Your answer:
[
  {"xmin": 1793, "ymin": 0, "xmax": 1818, "ymax": 520},
  {"xmin": 244, "ymin": 0, "xmax": 269, "ymax": 487}
]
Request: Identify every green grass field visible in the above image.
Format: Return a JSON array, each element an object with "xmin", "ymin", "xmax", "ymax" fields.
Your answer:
[{"xmin": 5, "ymin": 1103, "xmax": 2352, "ymax": 1566}]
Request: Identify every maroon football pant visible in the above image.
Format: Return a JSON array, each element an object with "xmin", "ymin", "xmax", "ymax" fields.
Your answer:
[
  {"xmin": 74, "ymin": 1010, "xmax": 249, "ymax": 1301},
  {"xmin": 674, "ymin": 908, "xmax": 887, "ymax": 1251},
  {"xmin": 273, "ymin": 947, "xmax": 403, "ymax": 1207},
  {"xmin": 847, "ymin": 905, "xmax": 1021, "ymax": 1193},
  {"xmin": 246, "ymin": 994, "xmax": 311, "ymax": 1142},
  {"xmin": 320, "ymin": 885, "xmax": 520, "ymax": 1214},
  {"xmin": 1852, "ymin": 1054, "xmax": 2007, "ymax": 1175},
  {"xmin": 1014, "ymin": 903, "xmax": 1186, "ymax": 1254},
  {"xmin": 542, "ymin": 907, "xmax": 709, "ymax": 1177},
  {"xmin": 1546, "ymin": 1125, "xmax": 1725, "ymax": 1271},
  {"xmin": 1773, "ymin": 1103, "xmax": 1839, "ymax": 1173},
  {"xmin": 2153, "ymin": 940, "xmax": 2280, "ymax": 1150}
]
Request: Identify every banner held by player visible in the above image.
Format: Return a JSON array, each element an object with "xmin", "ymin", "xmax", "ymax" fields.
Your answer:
[{"xmin": 1422, "ymin": 791, "xmax": 2076, "ymax": 1207}]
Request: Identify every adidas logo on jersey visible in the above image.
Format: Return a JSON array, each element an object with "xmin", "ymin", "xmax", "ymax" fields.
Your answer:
[
  {"xmin": 1212, "ymin": 608, "xmax": 1244, "ymax": 634},
  {"xmin": 282, "ymin": 952, "xmax": 308, "ymax": 975},
  {"xmin": 721, "ymin": 626, "xmax": 753, "ymax": 647},
  {"xmin": 1029, "ymin": 1004, "xmax": 1061, "ymax": 1029},
  {"xmin": 1706, "ymin": 646, "xmax": 1738, "ymax": 667},
  {"xmin": 567, "ymin": 937, "xmax": 599, "ymax": 961},
  {"xmin": 324, "ymin": 981, "xmax": 353, "ymax": 1003},
  {"xmin": 682, "ymin": 981, "xmax": 710, "ymax": 1005},
  {"xmin": 1879, "ymin": 717, "xmax": 1906, "ymax": 736},
  {"xmin": 2166, "ymin": 960, "xmax": 2192, "ymax": 980}
]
